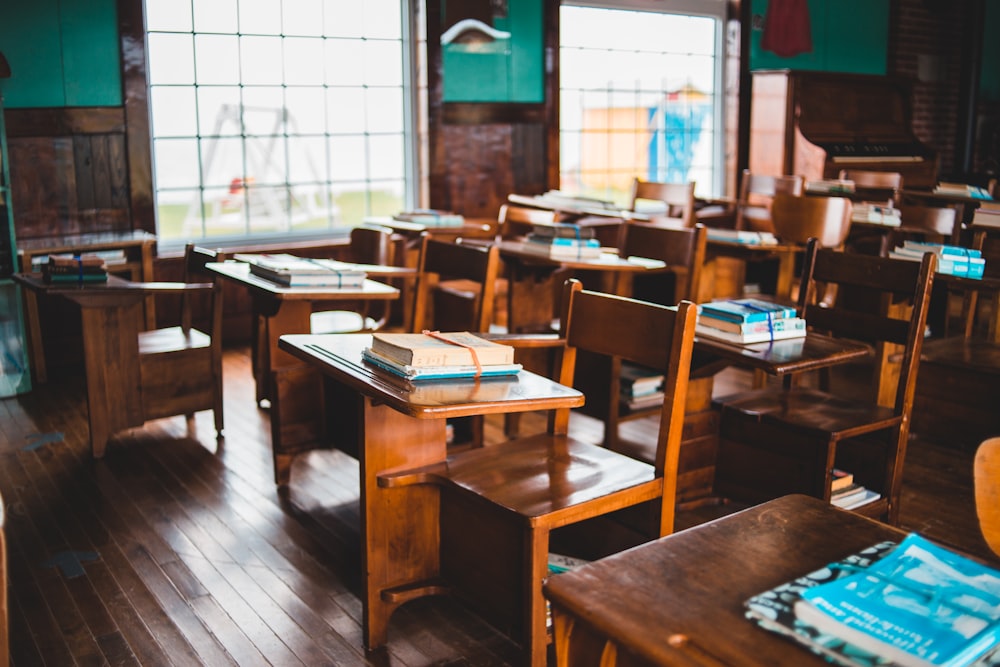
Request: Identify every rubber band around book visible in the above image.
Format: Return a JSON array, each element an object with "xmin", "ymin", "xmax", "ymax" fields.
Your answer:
[
  {"xmin": 74, "ymin": 254, "xmax": 84, "ymax": 282},
  {"xmin": 739, "ymin": 301, "xmax": 777, "ymax": 341},
  {"xmin": 422, "ymin": 330, "xmax": 484, "ymax": 378}
]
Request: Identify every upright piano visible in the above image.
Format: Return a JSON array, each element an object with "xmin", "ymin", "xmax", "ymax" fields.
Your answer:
[{"xmin": 748, "ymin": 70, "xmax": 938, "ymax": 189}]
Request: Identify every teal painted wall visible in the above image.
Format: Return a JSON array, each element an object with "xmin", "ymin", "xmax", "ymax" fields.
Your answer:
[
  {"xmin": 750, "ymin": 0, "xmax": 889, "ymax": 75},
  {"xmin": 981, "ymin": 1, "xmax": 1000, "ymax": 102},
  {"xmin": 0, "ymin": 0, "xmax": 121, "ymax": 108}
]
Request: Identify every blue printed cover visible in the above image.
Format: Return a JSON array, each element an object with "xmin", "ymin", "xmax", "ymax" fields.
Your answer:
[
  {"xmin": 797, "ymin": 534, "xmax": 1000, "ymax": 667},
  {"xmin": 698, "ymin": 298, "xmax": 797, "ymax": 324}
]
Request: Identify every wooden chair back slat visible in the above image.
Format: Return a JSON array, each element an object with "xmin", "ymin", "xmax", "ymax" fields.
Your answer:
[
  {"xmin": 498, "ymin": 204, "xmax": 557, "ymax": 239},
  {"xmin": 771, "ymin": 194, "xmax": 853, "ymax": 248},
  {"xmin": 630, "ymin": 178, "xmax": 696, "ymax": 227},
  {"xmin": 410, "ymin": 234, "xmax": 500, "ymax": 334},
  {"xmin": 616, "ymin": 222, "xmax": 707, "ymax": 304},
  {"xmin": 734, "ymin": 170, "xmax": 805, "ymax": 232}
]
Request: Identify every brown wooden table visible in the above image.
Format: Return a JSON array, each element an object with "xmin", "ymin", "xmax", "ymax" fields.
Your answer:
[
  {"xmin": 13, "ymin": 273, "xmax": 164, "ymax": 457},
  {"xmin": 276, "ymin": 333, "xmax": 585, "ymax": 653},
  {"xmin": 17, "ymin": 230, "xmax": 157, "ymax": 382},
  {"xmin": 543, "ymin": 494, "xmax": 908, "ymax": 667}
]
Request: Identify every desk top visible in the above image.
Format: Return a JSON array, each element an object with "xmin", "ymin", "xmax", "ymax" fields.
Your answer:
[
  {"xmin": 542, "ymin": 494, "xmax": 907, "ymax": 667},
  {"xmin": 277, "ymin": 333, "xmax": 584, "ymax": 419},
  {"xmin": 497, "ymin": 240, "xmax": 666, "ymax": 272},
  {"xmin": 364, "ymin": 216, "xmax": 497, "ymax": 237},
  {"xmin": 17, "ymin": 230, "xmax": 157, "ymax": 254},
  {"xmin": 692, "ymin": 331, "xmax": 872, "ymax": 378},
  {"xmin": 207, "ymin": 261, "xmax": 399, "ymax": 301}
]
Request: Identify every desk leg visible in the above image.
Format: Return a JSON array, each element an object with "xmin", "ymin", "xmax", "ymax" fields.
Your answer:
[
  {"xmin": 360, "ymin": 402, "xmax": 444, "ymax": 650},
  {"xmin": 21, "ymin": 288, "xmax": 47, "ymax": 384},
  {"xmin": 258, "ymin": 300, "xmax": 313, "ymax": 403},
  {"xmin": 79, "ymin": 304, "xmax": 144, "ymax": 458}
]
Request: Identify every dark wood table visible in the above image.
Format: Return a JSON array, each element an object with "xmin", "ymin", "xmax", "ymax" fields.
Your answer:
[
  {"xmin": 13, "ymin": 273, "xmax": 160, "ymax": 457},
  {"xmin": 17, "ymin": 230, "xmax": 158, "ymax": 382},
  {"xmin": 543, "ymin": 494, "xmax": 908, "ymax": 667},
  {"xmin": 276, "ymin": 333, "xmax": 585, "ymax": 653}
]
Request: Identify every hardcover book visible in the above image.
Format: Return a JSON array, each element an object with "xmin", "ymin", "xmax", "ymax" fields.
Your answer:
[
  {"xmin": 795, "ymin": 534, "xmax": 1000, "ymax": 667},
  {"xmin": 695, "ymin": 321, "xmax": 806, "ymax": 345},
  {"xmin": 697, "ymin": 299, "xmax": 797, "ymax": 324},
  {"xmin": 244, "ymin": 254, "xmax": 368, "ymax": 287},
  {"xmin": 697, "ymin": 314, "xmax": 806, "ymax": 336},
  {"xmin": 361, "ymin": 347, "xmax": 521, "ymax": 381},
  {"xmin": 370, "ymin": 332, "xmax": 515, "ymax": 368},
  {"xmin": 392, "ymin": 209, "xmax": 465, "ymax": 225}
]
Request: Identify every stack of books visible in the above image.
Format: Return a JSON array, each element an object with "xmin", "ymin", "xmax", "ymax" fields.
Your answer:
[
  {"xmin": 43, "ymin": 253, "xmax": 108, "ymax": 284},
  {"xmin": 705, "ymin": 228, "xmax": 780, "ymax": 245},
  {"xmin": 695, "ymin": 298, "xmax": 807, "ymax": 345},
  {"xmin": 392, "ymin": 209, "xmax": 465, "ymax": 225},
  {"xmin": 852, "ymin": 203, "xmax": 902, "ymax": 226},
  {"xmin": 934, "ymin": 182, "xmax": 994, "ymax": 200},
  {"xmin": 745, "ymin": 533, "xmax": 1000, "ymax": 667},
  {"xmin": 805, "ymin": 179, "xmax": 855, "ymax": 195},
  {"xmin": 619, "ymin": 362, "xmax": 664, "ymax": 411},
  {"xmin": 829, "ymin": 469, "xmax": 881, "ymax": 510},
  {"xmin": 521, "ymin": 222, "xmax": 602, "ymax": 260},
  {"xmin": 362, "ymin": 331, "xmax": 521, "ymax": 381},
  {"xmin": 244, "ymin": 254, "xmax": 368, "ymax": 287},
  {"xmin": 889, "ymin": 241, "xmax": 985, "ymax": 279}
]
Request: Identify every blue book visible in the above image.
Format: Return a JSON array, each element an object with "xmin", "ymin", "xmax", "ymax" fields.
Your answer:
[
  {"xmin": 698, "ymin": 298, "xmax": 797, "ymax": 324},
  {"xmin": 902, "ymin": 241, "xmax": 983, "ymax": 259},
  {"xmin": 795, "ymin": 534, "xmax": 1000, "ymax": 667}
]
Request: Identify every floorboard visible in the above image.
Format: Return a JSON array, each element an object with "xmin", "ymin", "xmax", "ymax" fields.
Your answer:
[{"xmin": 0, "ymin": 346, "xmax": 994, "ymax": 666}]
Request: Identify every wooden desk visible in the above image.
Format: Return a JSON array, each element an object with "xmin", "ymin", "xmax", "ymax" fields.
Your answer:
[
  {"xmin": 208, "ymin": 261, "xmax": 406, "ymax": 481},
  {"xmin": 17, "ymin": 230, "xmax": 157, "ymax": 382},
  {"xmin": 701, "ymin": 239, "xmax": 801, "ymax": 302},
  {"xmin": 497, "ymin": 240, "xmax": 665, "ymax": 333},
  {"xmin": 276, "ymin": 333, "xmax": 584, "ymax": 653},
  {"xmin": 543, "ymin": 494, "xmax": 907, "ymax": 667},
  {"xmin": 13, "ymin": 273, "xmax": 157, "ymax": 457}
]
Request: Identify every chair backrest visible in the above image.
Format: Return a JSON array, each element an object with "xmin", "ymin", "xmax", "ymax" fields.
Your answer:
[
  {"xmin": 617, "ymin": 221, "xmax": 707, "ymax": 302},
  {"xmin": 770, "ymin": 193, "xmax": 853, "ymax": 247},
  {"xmin": 797, "ymin": 239, "xmax": 936, "ymax": 415},
  {"xmin": 556, "ymin": 279, "xmax": 696, "ymax": 478},
  {"xmin": 974, "ymin": 437, "xmax": 1000, "ymax": 558},
  {"xmin": 181, "ymin": 244, "xmax": 226, "ymax": 334},
  {"xmin": 630, "ymin": 178, "xmax": 695, "ymax": 227},
  {"xmin": 497, "ymin": 204, "xmax": 557, "ymax": 239},
  {"xmin": 410, "ymin": 234, "xmax": 500, "ymax": 333},
  {"xmin": 348, "ymin": 224, "xmax": 395, "ymax": 266},
  {"xmin": 734, "ymin": 170, "xmax": 805, "ymax": 232},
  {"xmin": 955, "ymin": 209, "xmax": 1000, "ymax": 337},
  {"xmin": 897, "ymin": 204, "xmax": 957, "ymax": 240},
  {"xmin": 838, "ymin": 169, "xmax": 903, "ymax": 206}
]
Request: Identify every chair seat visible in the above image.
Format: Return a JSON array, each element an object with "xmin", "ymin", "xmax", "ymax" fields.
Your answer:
[
  {"xmin": 716, "ymin": 387, "xmax": 902, "ymax": 439},
  {"xmin": 138, "ymin": 326, "xmax": 211, "ymax": 355},
  {"xmin": 437, "ymin": 434, "xmax": 660, "ymax": 520},
  {"xmin": 310, "ymin": 310, "xmax": 377, "ymax": 334}
]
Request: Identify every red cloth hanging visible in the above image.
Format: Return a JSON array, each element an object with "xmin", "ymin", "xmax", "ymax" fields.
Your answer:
[{"xmin": 760, "ymin": 0, "xmax": 813, "ymax": 57}]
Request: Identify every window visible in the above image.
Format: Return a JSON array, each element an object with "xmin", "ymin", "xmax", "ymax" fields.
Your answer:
[
  {"xmin": 145, "ymin": 0, "xmax": 416, "ymax": 247},
  {"xmin": 559, "ymin": 1, "xmax": 727, "ymax": 208}
]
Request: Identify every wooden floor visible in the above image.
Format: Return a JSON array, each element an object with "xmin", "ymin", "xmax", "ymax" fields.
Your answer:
[{"xmin": 0, "ymin": 347, "xmax": 994, "ymax": 666}]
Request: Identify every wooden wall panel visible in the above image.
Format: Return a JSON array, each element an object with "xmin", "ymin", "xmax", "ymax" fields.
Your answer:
[{"xmin": 8, "ymin": 137, "xmax": 79, "ymax": 238}]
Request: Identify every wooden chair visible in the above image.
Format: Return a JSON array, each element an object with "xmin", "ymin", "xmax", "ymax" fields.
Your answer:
[
  {"xmin": 137, "ymin": 244, "xmax": 226, "ymax": 440},
  {"xmin": 575, "ymin": 222, "xmax": 707, "ymax": 449},
  {"xmin": 734, "ymin": 170, "xmax": 805, "ymax": 232},
  {"xmin": 309, "ymin": 224, "xmax": 396, "ymax": 334},
  {"xmin": 497, "ymin": 203, "xmax": 557, "ymax": 240},
  {"xmin": 378, "ymin": 279, "xmax": 697, "ymax": 665},
  {"xmin": 629, "ymin": 178, "xmax": 696, "ymax": 227},
  {"xmin": 770, "ymin": 193, "xmax": 854, "ymax": 249},
  {"xmin": 713, "ymin": 240, "xmax": 937, "ymax": 526},
  {"xmin": 410, "ymin": 234, "xmax": 500, "ymax": 448},
  {"xmin": 974, "ymin": 437, "xmax": 1000, "ymax": 559},
  {"xmin": 911, "ymin": 216, "xmax": 1000, "ymax": 445},
  {"xmin": 838, "ymin": 168, "xmax": 903, "ymax": 206}
]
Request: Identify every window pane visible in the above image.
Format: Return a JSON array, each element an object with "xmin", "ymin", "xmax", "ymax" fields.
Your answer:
[
  {"xmin": 327, "ymin": 88, "xmax": 367, "ymax": 134},
  {"xmin": 146, "ymin": 0, "xmax": 192, "ymax": 32},
  {"xmin": 283, "ymin": 0, "xmax": 324, "ymax": 37},
  {"xmin": 285, "ymin": 87, "xmax": 328, "ymax": 135},
  {"xmin": 325, "ymin": 39, "xmax": 366, "ymax": 87},
  {"xmin": 200, "ymin": 137, "xmax": 244, "ymax": 188},
  {"xmin": 363, "ymin": 0, "xmax": 402, "ymax": 40},
  {"xmin": 238, "ymin": 0, "xmax": 282, "ymax": 35},
  {"xmin": 195, "ymin": 35, "xmax": 240, "ymax": 85},
  {"xmin": 284, "ymin": 37, "xmax": 326, "ymax": 86},
  {"xmin": 197, "ymin": 86, "xmax": 243, "ymax": 136},
  {"xmin": 150, "ymin": 87, "xmax": 198, "ymax": 138},
  {"xmin": 154, "ymin": 138, "xmax": 202, "ymax": 189},
  {"xmin": 241, "ymin": 36, "xmax": 284, "ymax": 86},
  {"xmin": 369, "ymin": 134, "xmax": 404, "ymax": 181},
  {"xmin": 328, "ymin": 136, "xmax": 367, "ymax": 182},
  {"xmin": 193, "ymin": 0, "xmax": 237, "ymax": 34},
  {"xmin": 366, "ymin": 88, "xmax": 404, "ymax": 133},
  {"xmin": 324, "ymin": 2, "xmax": 364, "ymax": 38},
  {"xmin": 364, "ymin": 40, "xmax": 403, "ymax": 87},
  {"xmin": 148, "ymin": 34, "xmax": 195, "ymax": 85}
]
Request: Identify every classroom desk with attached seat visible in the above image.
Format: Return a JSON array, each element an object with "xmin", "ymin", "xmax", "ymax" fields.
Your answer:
[
  {"xmin": 17, "ymin": 230, "xmax": 158, "ymax": 383},
  {"xmin": 276, "ymin": 333, "xmax": 584, "ymax": 654},
  {"xmin": 543, "ymin": 494, "xmax": 908, "ymax": 667},
  {"xmin": 207, "ymin": 261, "xmax": 408, "ymax": 482}
]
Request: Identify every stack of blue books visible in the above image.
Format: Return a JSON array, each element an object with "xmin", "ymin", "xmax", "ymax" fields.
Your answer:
[{"xmin": 890, "ymin": 241, "xmax": 985, "ymax": 280}]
